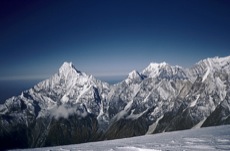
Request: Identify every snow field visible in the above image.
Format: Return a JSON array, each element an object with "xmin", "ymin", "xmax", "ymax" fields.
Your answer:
[{"xmin": 16, "ymin": 125, "xmax": 230, "ymax": 151}]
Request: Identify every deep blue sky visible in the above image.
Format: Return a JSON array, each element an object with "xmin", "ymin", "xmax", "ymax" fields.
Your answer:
[{"xmin": 1, "ymin": 0, "xmax": 230, "ymax": 81}]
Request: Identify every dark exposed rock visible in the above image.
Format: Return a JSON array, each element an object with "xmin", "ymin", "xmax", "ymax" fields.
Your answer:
[{"xmin": 202, "ymin": 98, "xmax": 230, "ymax": 127}]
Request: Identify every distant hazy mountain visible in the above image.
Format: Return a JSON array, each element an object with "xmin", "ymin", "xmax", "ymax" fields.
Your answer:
[{"xmin": 1, "ymin": 56, "xmax": 230, "ymax": 150}]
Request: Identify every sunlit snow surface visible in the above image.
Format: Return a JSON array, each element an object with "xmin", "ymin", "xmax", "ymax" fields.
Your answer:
[{"xmin": 15, "ymin": 125, "xmax": 230, "ymax": 151}]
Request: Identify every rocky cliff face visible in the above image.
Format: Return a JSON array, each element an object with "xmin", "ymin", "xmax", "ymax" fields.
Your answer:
[{"xmin": 1, "ymin": 56, "xmax": 230, "ymax": 149}]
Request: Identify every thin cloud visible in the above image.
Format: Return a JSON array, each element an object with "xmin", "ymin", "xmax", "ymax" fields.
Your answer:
[
  {"xmin": 50, "ymin": 104, "xmax": 88, "ymax": 119},
  {"xmin": 0, "ymin": 75, "xmax": 50, "ymax": 81}
]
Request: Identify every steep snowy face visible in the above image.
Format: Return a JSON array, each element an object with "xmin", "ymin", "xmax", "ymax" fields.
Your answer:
[
  {"xmin": 0, "ymin": 62, "xmax": 112, "ymax": 150},
  {"xmin": 125, "ymin": 70, "xmax": 143, "ymax": 84},
  {"xmin": 107, "ymin": 56, "xmax": 230, "ymax": 136},
  {"xmin": 0, "ymin": 62, "xmax": 110, "ymax": 120},
  {"xmin": 188, "ymin": 56, "xmax": 230, "ymax": 99},
  {"xmin": 34, "ymin": 62, "xmax": 94, "ymax": 100},
  {"xmin": 108, "ymin": 63, "xmax": 191, "ymax": 124},
  {"xmin": 182, "ymin": 56, "xmax": 230, "ymax": 119},
  {"xmin": 152, "ymin": 56, "xmax": 230, "ymax": 133},
  {"xmin": 188, "ymin": 56, "xmax": 230, "ymax": 82}
]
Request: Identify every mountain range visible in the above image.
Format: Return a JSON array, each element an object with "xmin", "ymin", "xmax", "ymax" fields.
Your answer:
[{"xmin": 0, "ymin": 56, "xmax": 230, "ymax": 150}]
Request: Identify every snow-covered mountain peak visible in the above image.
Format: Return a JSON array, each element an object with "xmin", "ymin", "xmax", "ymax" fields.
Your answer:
[
  {"xmin": 147, "ymin": 62, "xmax": 167, "ymax": 69},
  {"xmin": 22, "ymin": 61, "xmax": 110, "ymax": 119},
  {"xmin": 55, "ymin": 61, "xmax": 91, "ymax": 86},
  {"xmin": 32, "ymin": 62, "xmax": 101, "ymax": 102},
  {"xmin": 58, "ymin": 62, "xmax": 81, "ymax": 75},
  {"xmin": 142, "ymin": 62, "xmax": 168, "ymax": 77},
  {"xmin": 217, "ymin": 55, "xmax": 230, "ymax": 62},
  {"xmin": 125, "ymin": 70, "xmax": 143, "ymax": 84},
  {"xmin": 197, "ymin": 56, "xmax": 230, "ymax": 68},
  {"xmin": 188, "ymin": 55, "xmax": 230, "ymax": 82},
  {"xmin": 128, "ymin": 70, "xmax": 141, "ymax": 80},
  {"xmin": 142, "ymin": 62, "xmax": 187, "ymax": 80},
  {"xmin": 1, "ymin": 56, "xmax": 230, "ymax": 150}
]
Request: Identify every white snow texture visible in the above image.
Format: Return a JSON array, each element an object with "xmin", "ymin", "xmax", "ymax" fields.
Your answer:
[{"xmin": 16, "ymin": 125, "xmax": 230, "ymax": 151}]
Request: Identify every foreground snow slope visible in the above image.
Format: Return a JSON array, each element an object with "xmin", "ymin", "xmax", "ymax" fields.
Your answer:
[{"xmin": 16, "ymin": 125, "xmax": 230, "ymax": 151}]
